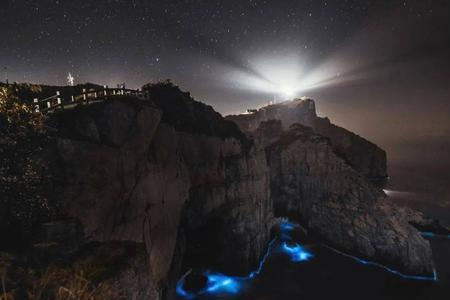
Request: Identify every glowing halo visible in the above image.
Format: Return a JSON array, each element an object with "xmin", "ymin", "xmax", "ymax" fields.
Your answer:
[
  {"xmin": 223, "ymin": 48, "xmax": 369, "ymax": 101},
  {"xmin": 225, "ymin": 51, "xmax": 306, "ymax": 100}
]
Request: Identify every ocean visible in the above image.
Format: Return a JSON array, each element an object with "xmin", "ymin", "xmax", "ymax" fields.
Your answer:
[{"xmin": 177, "ymin": 148, "xmax": 450, "ymax": 300}]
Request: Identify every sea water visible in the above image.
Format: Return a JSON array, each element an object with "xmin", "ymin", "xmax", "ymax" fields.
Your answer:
[{"xmin": 177, "ymin": 151, "xmax": 450, "ymax": 300}]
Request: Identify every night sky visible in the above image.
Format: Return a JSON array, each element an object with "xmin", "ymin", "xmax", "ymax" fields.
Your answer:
[{"xmin": 2, "ymin": 0, "xmax": 450, "ymax": 157}]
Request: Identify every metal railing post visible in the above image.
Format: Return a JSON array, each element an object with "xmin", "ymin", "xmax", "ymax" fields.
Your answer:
[
  {"xmin": 56, "ymin": 91, "xmax": 61, "ymax": 108},
  {"xmin": 33, "ymin": 98, "xmax": 40, "ymax": 113}
]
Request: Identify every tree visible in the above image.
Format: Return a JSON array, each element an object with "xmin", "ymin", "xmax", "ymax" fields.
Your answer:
[
  {"xmin": 0, "ymin": 86, "xmax": 52, "ymax": 247},
  {"xmin": 0, "ymin": 85, "xmax": 44, "ymax": 131}
]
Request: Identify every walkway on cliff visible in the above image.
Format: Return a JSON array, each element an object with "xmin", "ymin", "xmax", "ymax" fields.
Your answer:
[{"xmin": 32, "ymin": 86, "xmax": 148, "ymax": 114}]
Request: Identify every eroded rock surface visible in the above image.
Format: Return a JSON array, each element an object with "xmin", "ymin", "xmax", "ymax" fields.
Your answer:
[
  {"xmin": 257, "ymin": 121, "xmax": 433, "ymax": 275},
  {"xmin": 0, "ymin": 84, "xmax": 435, "ymax": 300},
  {"xmin": 42, "ymin": 84, "xmax": 273, "ymax": 299},
  {"xmin": 227, "ymin": 98, "xmax": 387, "ymax": 180}
]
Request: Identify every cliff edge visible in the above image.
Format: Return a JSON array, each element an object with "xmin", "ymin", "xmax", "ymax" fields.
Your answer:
[
  {"xmin": 226, "ymin": 98, "xmax": 387, "ymax": 180},
  {"xmin": 0, "ymin": 83, "xmax": 434, "ymax": 300}
]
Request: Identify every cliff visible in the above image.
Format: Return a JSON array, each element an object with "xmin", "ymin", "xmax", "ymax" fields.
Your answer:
[
  {"xmin": 257, "ymin": 121, "xmax": 432, "ymax": 275},
  {"xmin": 0, "ymin": 83, "xmax": 434, "ymax": 299},
  {"xmin": 1, "ymin": 82, "xmax": 274, "ymax": 299},
  {"xmin": 226, "ymin": 98, "xmax": 387, "ymax": 180}
]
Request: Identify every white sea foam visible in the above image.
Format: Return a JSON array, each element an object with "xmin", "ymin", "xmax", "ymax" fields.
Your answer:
[{"xmin": 383, "ymin": 189, "xmax": 415, "ymax": 198}]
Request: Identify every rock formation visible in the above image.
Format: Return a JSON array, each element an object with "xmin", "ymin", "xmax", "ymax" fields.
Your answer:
[
  {"xmin": 227, "ymin": 98, "xmax": 387, "ymax": 180},
  {"xmin": 0, "ymin": 83, "xmax": 435, "ymax": 300},
  {"xmin": 255, "ymin": 120, "xmax": 433, "ymax": 275},
  {"xmin": 2, "ymin": 82, "xmax": 274, "ymax": 299}
]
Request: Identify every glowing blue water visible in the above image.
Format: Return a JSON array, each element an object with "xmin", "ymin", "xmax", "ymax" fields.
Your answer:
[
  {"xmin": 280, "ymin": 221, "xmax": 295, "ymax": 231},
  {"xmin": 205, "ymin": 272, "xmax": 241, "ymax": 294},
  {"xmin": 176, "ymin": 238, "xmax": 278, "ymax": 299},
  {"xmin": 281, "ymin": 242, "xmax": 313, "ymax": 262},
  {"xmin": 420, "ymin": 231, "xmax": 450, "ymax": 239},
  {"xmin": 176, "ymin": 220, "xmax": 310, "ymax": 298},
  {"xmin": 324, "ymin": 245, "xmax": 438, "ymax": 281},
  {"xmin": 421, "ymin": 232, "xmax": 436, "ymax": 238},
  {"xmin": 176, "ymin": 270, "xmax": 243, "ymax": 299},
  {"xmin": 176, "ymin": 271, "xmax": 241, "ymax": 299},
  {"xmin": 176, "ymin": 220, "xmax": 438, "ymax": 299}
]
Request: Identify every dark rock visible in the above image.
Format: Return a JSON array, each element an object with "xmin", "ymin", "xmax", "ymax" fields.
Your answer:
[
  {"xmin": 143, "ymin": 81, "xmax": 249, "ymax": 147},
  {"xmin": 74, "ymin": 242, "xmax": 158, "ymax": 300},
  {"xmin": 73, "ymin": 116, "xmax": 101, "ymax": 143},
  {"xmin": 400, "ymin": 206, "xmax": 450, "ymax": 235},
  {"xmin": 29, "ymin": 219, "xmax": 84, "ymax": 262},
  {"xmin": 183, "ymin": 272, "xmax": 208, "ymax": 293},
  {"xmin": 261, "ymin": 123, "xmax": 433, "ymax": 276},
  {"xmin": 95, "ymin": 100, "xmax": 137, "ymax": 146},
  {"xmin": 45, "ymin": 89, "xmax": 272, "ymax": 297},
  {"xmin": 35, "ymin": 219, "xmax": 83, "ymax": 244}
]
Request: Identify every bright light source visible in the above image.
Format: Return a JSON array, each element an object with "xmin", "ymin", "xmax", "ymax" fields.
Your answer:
[
  {"xmin": 280, "ymin": 86, "xmax": 295, "ymax": 97},
  {"xmin": 225, "ymin": 51, "xmax": 305, "ymax": 99},
  {"xmin": 224, "ymin": 49, "xmax": 352, "ymax": 98}
]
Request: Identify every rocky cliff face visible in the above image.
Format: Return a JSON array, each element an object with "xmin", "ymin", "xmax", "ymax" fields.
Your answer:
[
  {"xmin": 227, "ymin": 98, "xmax": 387, "ymax": 180},
  {"xmin": 256, "ymin": 120, "xmax": 433, "ymax": 275},
  {"xmin": 0, "ymin": 84, "xmax": 435, "ymax": 300},
  {"xmin": 17, "ymin": 83, "xmax": 273, "ymax": 299}
]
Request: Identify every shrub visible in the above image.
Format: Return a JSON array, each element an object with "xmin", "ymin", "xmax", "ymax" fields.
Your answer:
[
  {"xmin": 1, "ymin": 265, "xmax": 119, "ymax": 300},
  {"xmin": 0, "ymin": 86, "xmax": 54, "ymax": 249},
  {"xmin": 0, "ymin": 86, "xmax": 44, "ymax": 131}
]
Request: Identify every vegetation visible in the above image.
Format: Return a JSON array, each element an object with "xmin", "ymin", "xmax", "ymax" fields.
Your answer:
[
  {"xmin": 0, "ymin": 86, "xmax": 54, "ymax": 248},
  {"xmin": 0, "ymin": 261, "xmax": 119, "ymax": 300},
  {"xmin": 0, "ymin": 86, "xmax": 44, "ymax": 130},
  {"xmin": 0, "ymin": 82, "xmax": 102, "ymax": 105}
]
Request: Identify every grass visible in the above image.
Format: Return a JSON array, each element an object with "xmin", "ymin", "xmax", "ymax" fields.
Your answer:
[
  {"xmin": 1, "ymin": 263, "xmax": 120, "ymax": 300},
  {"xmin": 1, "ymin": 274, "xmax": 13, "ymax": 300}
]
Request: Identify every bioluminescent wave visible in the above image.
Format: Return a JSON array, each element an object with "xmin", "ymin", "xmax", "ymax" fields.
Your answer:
[
  {"xmin": 323, "ymin": 245, "xmax": 438, "ymax": 282},
  {"xmin": 177, "ymin": 220, "xmax": 439, "ymax": 299},
  {"xmin": 280, "ymin": 242, "xmax": 313, "ymax": 262},
  {"xmin": 279, "ymin": 220, "xmax": 313, "ymax": 262},
  {"xmin": 421, "ymin": 232, "xmax": 435, "ymax": 238},
  {"xmin": 420, "ymin": 231, "xmax": 450, "ymax": 239},
  {"xmin": 176, "ymin": 221, "xmax": 311, "ymax": 299},
  {"xmin": 280, "ymin": 221, "xmax": 295, "ymax": 231},
  {"xmin": 176, "ymin": 239, "xmax": 278, "ymax": 299},
  {"xmin": 176, "ymin": 270, "xmax": 243, "ymax": 299}
]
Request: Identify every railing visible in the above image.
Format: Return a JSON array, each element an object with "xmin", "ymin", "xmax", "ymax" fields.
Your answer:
[{"xmin": 33, "ymin": 86, "xmax": 149, "ymax": 113}]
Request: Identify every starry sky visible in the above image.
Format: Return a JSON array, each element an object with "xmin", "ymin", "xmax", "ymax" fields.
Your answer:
[{"xmin": 2, "ymin": 0, "xmax": 450, "ymax": 159}]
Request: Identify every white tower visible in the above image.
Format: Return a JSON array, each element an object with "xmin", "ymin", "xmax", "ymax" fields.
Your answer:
[{"xmin": 67, "ymin": 72, "xmax": 74, "ymax": 86}]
